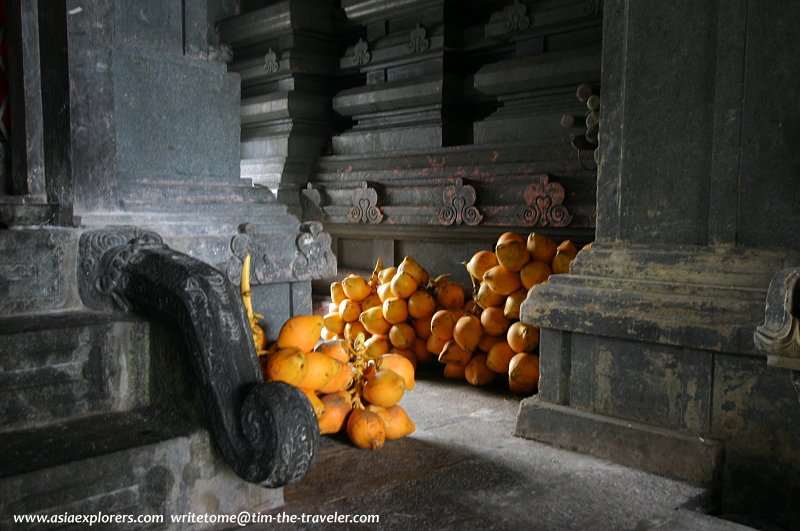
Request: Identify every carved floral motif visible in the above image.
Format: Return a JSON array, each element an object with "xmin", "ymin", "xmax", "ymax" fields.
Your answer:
[
  {"xmin": 292, "ymin": 222, "xmax": 337, "ymax": 280},
  {"xmin": 438, "ymin": 178, "xmax": 483, "ymax": 226},
  {"xmin": 519, "ymin": 174, "xmax": 573, "ymax": 227},
  {"xmin": 263, "ymin": 48, "xmax": 279, "ymax": 74},
  {"xmin": 504, "ymin": 0, "xmax": 531, "ymax": 33},
  {"xmin": 409, "ymin": 23, "xmax": 430, "ymax": 54},
  {"xmin": 352, "ymin": 38, "xmax": 371, "ymax": 66},
  {"xmin": 228, "ymin": 222, "xmax": 336, "ymax": 284},
  {"xmin": 348, "ymin": 181, "xmax": 383, "ymax": 224}
]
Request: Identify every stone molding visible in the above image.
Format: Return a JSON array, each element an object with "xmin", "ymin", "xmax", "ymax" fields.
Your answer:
[{"xmin": 521, "ymin": 243, "xmax": 800, "ymax": 356}]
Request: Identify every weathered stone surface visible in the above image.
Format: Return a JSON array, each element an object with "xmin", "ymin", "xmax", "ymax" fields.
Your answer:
[
  {"xmin": 754, "ymin": 268, "xmax": 800, "ymax": 370},
  {"xmin": 0, "ymin": 313, "xmax": 150, "ymax": 431},
  {"xmin": 0, "ymin": 229, "xmax": 80, "ymax": 316},
  {"xmin": 515, "ymin": 398, "xmax": 722, "ymax": 484},
  {"xmin": 522, "ymin": 243, "xmax": 800, "ymax": 355},
  {"xmin": 77, "ymin": 229, "xmax": 320, "ymax": 486},
  {"xmin": 0, "ymin": 410, "xmax": 283, "ymax": 529}
]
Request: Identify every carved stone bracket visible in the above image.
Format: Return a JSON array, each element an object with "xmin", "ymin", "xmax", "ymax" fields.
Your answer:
[
  {"xmin": 755, "ymin": 268, "xmax": 800, "ymax": 371},
  {"xmin": 352, "ymin": 38, "xmax": 371, "ymax": 66},
  {"xmin": 409, "ymin": 23, "xmax": 430, "ymax": 54},
  {"xmin": 228, "ymin": 221, "xmax": 337, "ymax": 284},
  {"xmin": 503, "ymin": 0, "xmax": 531, "ymax": 33},
  {"xmin": 438, "ymin": 178, "xmax": 483, "ymax": 226},
  {"xmin": 348, "ymin": 181, "xmax": 383, "ymax": 224},
  {"xmin": 263, "ymin": 48, "xmax": 279, "ymax": 74},
  {"xmin": 519, "ymin": 174, "xmax": 573, "ymax": 227},
  {"xmin": 78, "ymin": 228, "xmax": 319, "ymax": 487}
]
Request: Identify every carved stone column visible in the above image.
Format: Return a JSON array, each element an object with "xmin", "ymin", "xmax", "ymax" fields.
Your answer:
[
  {"xmin": 217, "ymin": 0, "xmax": 340, "ymax": 211},
  {"xmin": 516, "ymin": 1, "xmax": 800, "ymax": 525},
  {"xmin": 331, "ymin": 0, "xmax": 465, "ymax": 153}
]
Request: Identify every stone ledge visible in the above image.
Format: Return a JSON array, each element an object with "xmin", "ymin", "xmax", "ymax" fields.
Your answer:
[
  {"xmin": 522, "ymin": 243, "xmax": 800, "ymax": 355},
  {"xmin": 515, "ymin": 398, "xmax": 723, "ymax": 485}
]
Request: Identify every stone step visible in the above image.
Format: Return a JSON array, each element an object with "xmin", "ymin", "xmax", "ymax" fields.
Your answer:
[
  {"xmin": 0, "ymin": 312, "xmax": 151, "ymax": 432},
  {"xmin": 0, "ymin": 408, "xmax": 282, "ymax": 528}
]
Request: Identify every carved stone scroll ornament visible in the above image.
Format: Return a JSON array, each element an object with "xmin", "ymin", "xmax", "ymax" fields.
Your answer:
[
  {"xmin": 292, "ymin": 222, "xmax": 337, "ymax": 280},
  {"xmin": 409, "ymin": 23, "xmax": 430, "ymax": 54},
  {"xmin": 227, "ymin": 222, "xmax": 337, "ymax": 284},
  {"xmin": 78, "ymin": 228, "xmax": 319, "ymax": 487},
  {"xmin": 438, "ymin": 178, "xmax": 483, "ymax": 226},
  {"xmin": 504, "ymin": 0, "xmax": 531, "ymax": 33},
  {"xmin": 755, "ymin": 268, "xmax": 800, "ymax": 371},
  {"xmin": 583, "ymin": 0, "xmax": 604, "ymax": 15},
  {"xmin": 519, "ymin": 174, "xmax": 573, "ymax": 227},
  {"xmin": 264, "ymin": 48, "xmax": 279, "ymax": 74},
  {"xmin": 348, "ymin": 181, "xmax": 383, "ymax": 224},
  {"xmin": 352, "ymin": 38, "xmax": 371, "ymax": 66}
]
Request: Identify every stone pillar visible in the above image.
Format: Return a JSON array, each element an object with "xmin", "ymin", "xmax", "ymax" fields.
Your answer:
[
  {"xmin": 216, "ymin": 0, "xmax": 340, "ymax": 211},
  {"xmin": 331, "ymin": 0, "xmax": 465, "ymax": 153},
  {"xmin": 0, "ymin": 0, "xmax": 58, "ymax": 227},
  {"xmin": 516, "ymin": 1, "xmax": 800, "ymax": 525},
  {"xmin": 51, "ymin": 0, "xmax": 336, "ymax": 328}
]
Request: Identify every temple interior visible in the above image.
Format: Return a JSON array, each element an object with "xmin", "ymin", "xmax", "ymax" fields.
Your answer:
[{"xmin": 1, "ymin": 1, "xmax": 798, "ymax": 529}]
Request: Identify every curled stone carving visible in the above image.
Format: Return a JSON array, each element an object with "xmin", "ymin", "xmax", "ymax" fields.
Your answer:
[
  {"xmin": 583, "ymin": 0, "xmax": 603, "ymax": 15},
  {"xmin": 438, "ymin": 178, "xmax": 483, "ymax": 226},
  {"xmin": 292, "ymin": 222, "xmax": 337, "ymax": 281},
  {"xmin": 228, "ymin": 222, "xmax": 336, "ymax": 284},
  {"xmin": 755, "ymin": 268, "xmax": 800, "ymax": 371},
  {"xmin": 264, "ymin": 48, "xmax": 279, "ymax": 74},
  {"xmin": 519, "ymin": 174, "xmax": 573, "ymax": 227},
  {"xmin": 409, "ymin": 23, "xmax": 430, "ymax": 54},
  {"xmin": 352, "ymin": 38, "xmax": 371, "ymax": 66},
  {"xmin": 300, "ymin": 183, "xmax": 324, "ymax": 222},
  {"xmin": 348, "ymin": 181, "xmax": 383, "ymax": 224},
  {"xmin": 504, "ymin": 0, "xmax": 531, "ymax": 33},
  {"xmin": 78, "ymin": 228, "xmax": 319, "ymax": 487},
  {"xmin": 78, "ymin": 227, "xmax": 166, "ymax": 311}
]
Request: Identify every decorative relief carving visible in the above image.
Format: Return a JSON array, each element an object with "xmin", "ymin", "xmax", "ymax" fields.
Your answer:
[
  {"xmin": 519, "ymin": 174, "xmax": 573, "ymax": 227},
  {"xmin": 228, "ymin": 222, "xmax": 336, "ymax": 284},
  {"xmin": 352, "ymin": 38, "xmax": 371, "ymax": 66},
  {"xmin": 348, "ymin": 181, "xmax": 383, "ymax": 224},
  {"xmin": 438, "ymin": 178, "xmax": 483, "ymax": 226},
  {"xmin": 300, "ymin": 183, "xmax": 324, "ymax": 222},
  {"xmin": 263, "ymin": 48, "xmax": 279, "ymax": 74},
  {"xmin": 504, "ymin": 0, "xmax": 531, "ymax": 33},
  {"xmin": 78, "ymin": 228, "xmax": 320, "ymax": 487},
  {"xmin": 292, "ymin": 222, "xmax": 337, "ymax": 281},
  {"xmin": 583, "ymin": 0, "xmax": 603, "ymax": 15},
  {"xmin": 755, "ymin": 268, "xmax": 800, "ymax": 371},
  {"xmin": 409, "ymin": 23, "xmax": 430, "ymax": 54},
  {"xmin": 78, "ymin": 227, "xmax": 166, "ymax": 311}
]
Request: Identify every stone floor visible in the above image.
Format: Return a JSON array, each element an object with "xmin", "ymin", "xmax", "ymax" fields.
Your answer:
[{"xmin": 252, "ymin": 367, "xmax": 760, "ymax": 531}]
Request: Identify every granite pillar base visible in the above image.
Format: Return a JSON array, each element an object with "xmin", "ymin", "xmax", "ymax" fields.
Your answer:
[{"xmin": 517, "ymin": 243, "xmax": 800, "ymax": 520}]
